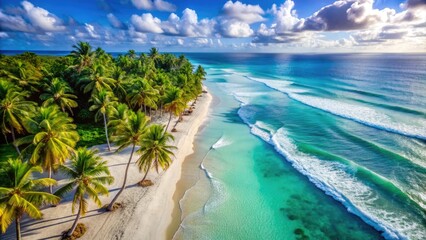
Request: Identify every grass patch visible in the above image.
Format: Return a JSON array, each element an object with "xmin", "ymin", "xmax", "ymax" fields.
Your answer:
[
  {"xmin": 76, "ymin": 124, "xmax": 106, "ymax": 148},
  {"xmin": 0, "ymin": 144, "xmax": 18, "ymax": 162}
]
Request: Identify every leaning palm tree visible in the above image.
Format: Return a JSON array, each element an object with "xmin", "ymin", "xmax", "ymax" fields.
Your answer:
[
  {"xmin": 0, "ymin": 159, "xmax": 60, "ymax": 240},
  {"xmin": 55, "ymin": 148, "xmax": 114, "ymax": 237},
  {"xmin": 16, "ymin": 106, "xmax": 79, "ymax": 193},
  {"xmin": 70, "ymin": 41, "xmax": 95, "ymax": 73},
  {"xmin": 107, "ymin": 110, "xmax": 149, "ymax": 211},
  {"xmin": 0, "ymin": 86, "xmax": 36, "ymax": 154},
  {"xmin": 163, "ymin": 87, "xmax": 186, "ymax": 132},
  {"xmin": 89, "ymin": 89, "xmax": 117, "ymax": 151},
  {"xmin": 40, "ymin": 77, "xmax": 78, "ymax": 115},
  {"xmin": 108, "ymin": 103, "xmax": 129, "ymax": 133},
  {"xmin": 137, "ymin": 124, "xmax": 176, "ymax": 182}
]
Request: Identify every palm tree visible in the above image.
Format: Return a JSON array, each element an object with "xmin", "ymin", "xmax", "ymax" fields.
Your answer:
[
  {"xmin": 128, "ymin": 78, "xmax": 158, "ymax": 115},
  {"xmin": 111, "ymin": 66, "xmax": 128, "ymax": 102},
  {"xmin": 70, "ymin": 41, "xmax": 95, "ymax": 73},
  {"xmin": 40, "ymin": 78, "xmax": 78, "ymax": 115},
  {"xmin": 1, "ymin": 60, "xmax": 42, "ymax": 92},
  {"xmin": 0, "ymin": 159, "xmax": 60, "ymax": 239},
  {"xmin": 107, "ymin": 110, "xmax": 149, "ymax": 211},
  {"xmin": 55, "ymin": 148, "xmax": 114, "ymax": 237},
  {"xmin": 78, "ymin": 64, "xmax": 116, "ymax": 94},
  {"xmin": 137, "ymin": 124, "xmax": 176, "ymax": 182},
  {"xmin": 89, "ymin": 89, "xmax": 117, "ymax": 151},
  {"xmin": 0, "ymin": 86, "xmax": 36, "ymax": 154},
  {"xmin": 108, "ymin": 103, "xmax": 129, "ymax": 133},
  {"xmin": 163, "ymin": 87, "xmax": 186, "ymax": 132},
  {"xmin": 16, "ymin": 106, "xmax": 79, "ymax": 193},
  {"xmin": 148, "ymin": 47, "xmax": 159, "ymax": 60}
]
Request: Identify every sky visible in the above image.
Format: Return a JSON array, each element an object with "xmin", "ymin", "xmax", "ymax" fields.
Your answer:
[{"xmin": 0, "ymin": 0, "xmax": 425, "ymax": 52}]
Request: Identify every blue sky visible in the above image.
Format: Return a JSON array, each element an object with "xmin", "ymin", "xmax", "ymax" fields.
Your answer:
[{"xmin": 0, "ymin": 0, "xmax": 425, "ymax": 52}]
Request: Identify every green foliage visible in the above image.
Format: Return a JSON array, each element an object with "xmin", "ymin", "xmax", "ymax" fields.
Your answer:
[
  {"xmin": 0, "ymin": 41, "xmax": 206, "ymax": 235},
  {"xmin": 0, "ymin": 144, "xmax": 17, "ymax": 163},
  {"xmin": 76, "ymin": 124, "xmax": 105, "ymax": 147},
  {"xmin": 0, "ymin": 159, "xmax": 60, "ymax": 234}
]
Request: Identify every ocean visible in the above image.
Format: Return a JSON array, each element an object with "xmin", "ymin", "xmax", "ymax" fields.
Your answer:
[{"xmin": 175, "ymin": 53, "xmax": 426, "ymax": 240}]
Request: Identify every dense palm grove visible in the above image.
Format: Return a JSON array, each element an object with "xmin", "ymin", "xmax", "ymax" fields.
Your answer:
[{"xmin": 0, "ymin": 42, "xmax": 206, "ymax": 239}]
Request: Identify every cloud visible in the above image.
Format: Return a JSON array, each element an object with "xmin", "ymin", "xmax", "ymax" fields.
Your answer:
[
  {"xmin": 161, "ymin": 9, "xmax": 216, "ymax": 37},
  {"xmin": 0, "ymin": 10, "xmax": 32, "ymax": 32},
  {"xmin": 131, "ymin": 0, "xmax": 176, "ymax": 12},
  {"xmin": 154, "ymin": 0, "xmax": 176, "ymax": 12},
  {"xmin": 220, "ymin": 19, "xmax": 253, "ymax": 37},
  {"xmin": 218, "ymin": 1, "xmax": 265, "ymax": 38},
  {"xmin": 131, "ymin": 13, "xmax": 163, "ymax": 33},
  {"xmin": 221, "ymin": 1, "xmax": 265, "ymax": 24},
  {"xmin": 84, "ymin": 23, "xmax": 100, "ymax": 38},
  {"xmin": 21, "ymin": 1, "xmax": 65, "ymax": 32},
  {"xmin": 404, "ymin": 0, "xmax": 426, "ymax": 8},
  {"xmin": 131, "ymin": 0, "xmax": 153, "ymax": 10},
  {"xmin": 298, "ymin": 0, "xmax": 396, "ymax": 31},
  {"xmin": 253, "ymin": 0, "xmax": 304, "ymax": 43},
  {"xmin": 107, "ymin": 13, "xmax": 126, "ymax": 29},
  {"xmin": 0, "ymin": 32, "xmax": 9, "ymax": 38}
]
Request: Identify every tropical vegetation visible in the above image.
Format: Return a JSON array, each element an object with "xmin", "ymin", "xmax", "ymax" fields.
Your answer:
[{"xmin": 0, "ymin": 42, "xmax": 205, "ymax": 239}]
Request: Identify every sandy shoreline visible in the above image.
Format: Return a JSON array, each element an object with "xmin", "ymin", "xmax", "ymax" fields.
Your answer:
[{"xmin": 3, "ymin": 90, "xmax": 212, "ymax": 240}]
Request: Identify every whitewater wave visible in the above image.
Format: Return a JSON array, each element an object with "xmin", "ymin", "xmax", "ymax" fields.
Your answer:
[
  {"xmin": 248, "ymin": 76, "xmax": 426, "ymax": 140},
  {"xmin": 244, "ymin": 124, "xmax": 426, "ymax": 239}
]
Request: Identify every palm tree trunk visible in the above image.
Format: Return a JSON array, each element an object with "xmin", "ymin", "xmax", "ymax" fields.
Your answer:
[
  {"xmin": 103, "ymin": 113, "xmax": 111, "ymax": 151},
  {"xmin": 165, "ymin": 112, "xmax": 173, "ymax": 133},
  {"xmin": 68, "ymin": 199, "xmax": 82, "ymax": 237},
  {"xmin": 16, "ymin": 218, "xmax": 21, "ymax": 240},
  {"xmin": 107, "ymin": 143, "xmax": 136, "ymax": 211},
  {"xmin": 144, "ymin": 104, "xmax": 147, "ymax": 114},
  {"xmin": 48, "ymin": 166, "xmax": 53, "ymax": 194},
  {"xmin": 141, "ymin": 168, "xmax": 150, "ymax": 182},
  {"xmin": 173, "ymin": 114, "xmax": 181, "ymax": 129},
  {"xmin": 11, "ymin": 127, "xmax": 20, "ymax": 154}
]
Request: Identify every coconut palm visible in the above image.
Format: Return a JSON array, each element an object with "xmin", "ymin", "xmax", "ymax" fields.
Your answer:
[
  {"xmin": 89, "ymin": 89, "xmax": 117, "ymax": 151},
  {"xmin": 40, "ymin": 78, "xmax": 78, "ymax": 115},
  {"xmin": 108, "ymin": 103, "xmax": 129, "ymax": 133},
  {"xmin": 163, "ymin": 87, "xmax": 186, "ymax": 132},
  {"xmin": 128, "ymin": 78, "xmax": 158, "ymax": 114},
  {"xmin": 55, "ymin": 148, "xmax": 114, "ymax": 237},
  {"xmin": 137, "ymin": 124, "xmax": 176, "ymax": 182},
  {"xmin": 0, "ymin": 85, "xmax": 36, "ymax": 154},
  {"xmin": 148, "ymin": 47, "xmax": 159, "ymax": 60},
  {"xmin": 107, "ymin": 110, "xmax": 149, "ymax": 211},
  {"xmin": 78, "ymin": 64, "xmax": 116, "ymax": 94},
  {"xmin": 0, "ymin": 60, "xmax": 42, "ymax": 92},
  {"xmin": 70, "ymin": 41, "xmax": 95, "ymax": 73},
  {"xmin": 15, "ymin": 106, "xmax": 79, "ymax": 193},
  {"xmin": 0, "ymin": 159, "xmax": 60, "ymax": 239},
  {"xmin": 111, "ymin": 66, "xmax": 128, "ymax": 102}
]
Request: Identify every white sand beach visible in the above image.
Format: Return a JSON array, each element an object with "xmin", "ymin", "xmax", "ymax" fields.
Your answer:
[{"xmin": 3, "ymin": 90, "xmax": 212, "ymax": 240}]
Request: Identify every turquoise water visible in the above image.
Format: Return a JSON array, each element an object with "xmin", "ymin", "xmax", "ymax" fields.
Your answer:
[{"xmin": 175, "ymin": 54, "xmax": 426, "ymax": 240}]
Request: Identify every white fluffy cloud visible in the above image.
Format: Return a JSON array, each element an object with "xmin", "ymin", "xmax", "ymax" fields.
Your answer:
[
  {"xmin": 161, "ymin": 9, "xmax": 216, "ymax": 37},
  {"xmin": 21, "ymin": 1, "xmax": 65, "ymax": 32},
  {"xmin": 221, "ymin": 1, "xmax": 265, "ymax": 24},
  {"xmin": 131, "ymin": 13, "xmax": 163, "ymax": 33},
  {"xmin": 131, "ymin": 0, "xmax": 176, "ymax": 12},
  {"xmin": 220, "ymin": 20, "xmax": 253, "ymax": 37},
  {"xmin": 219, "ymin": 1, "xmax": 265, "ymax": 38}
]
